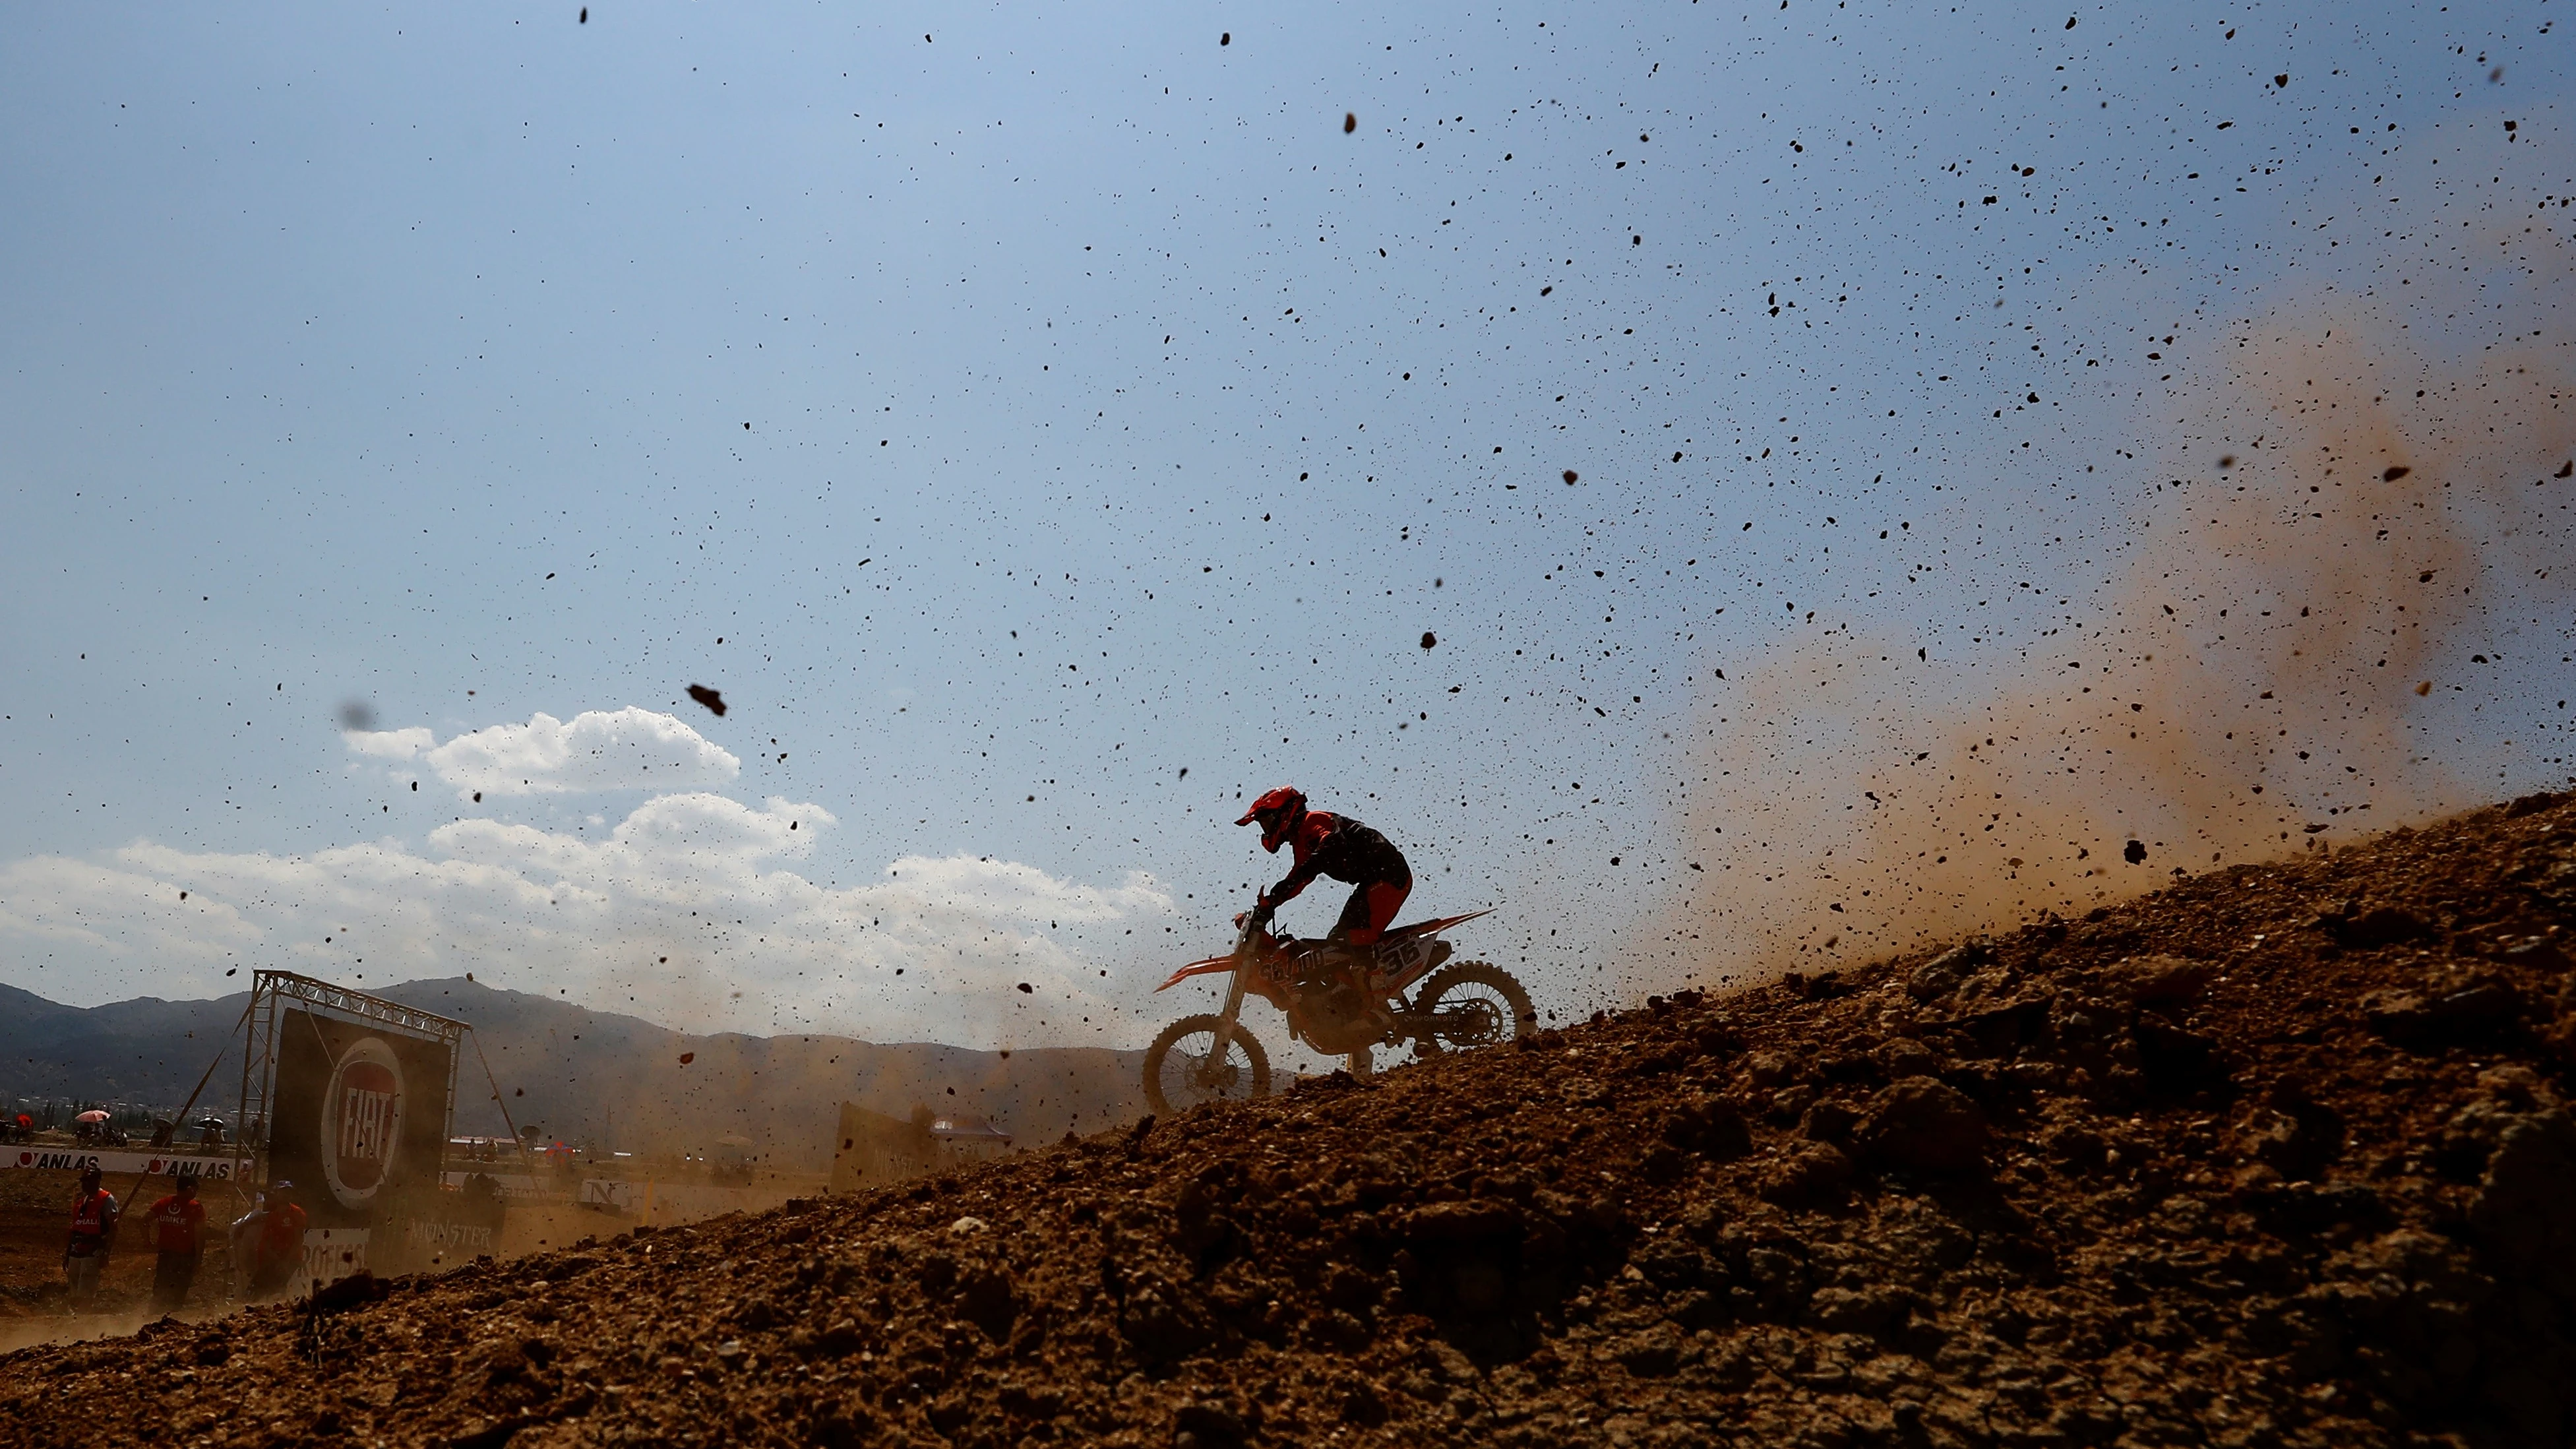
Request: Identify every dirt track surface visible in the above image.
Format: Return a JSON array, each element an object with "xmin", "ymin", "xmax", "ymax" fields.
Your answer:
[{"xmin": 7, "ymin": 795, "xmax": 2575, "ymax": 1448}]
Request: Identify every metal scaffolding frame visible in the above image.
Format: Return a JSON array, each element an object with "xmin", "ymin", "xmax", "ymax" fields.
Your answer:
[{"xmin": 231, "ymin": 971, "xmax": 468, "ymax": 1191}]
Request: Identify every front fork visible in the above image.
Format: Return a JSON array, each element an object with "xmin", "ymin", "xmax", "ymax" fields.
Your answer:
[{"xmin": 1207, "ymin": 915, "xmax": 1258, "ymax": 1088}]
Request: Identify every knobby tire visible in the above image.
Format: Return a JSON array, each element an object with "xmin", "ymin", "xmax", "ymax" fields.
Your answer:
[{"xmin": 1142, "ymin": 1014, "xmax": 1272, "ymax": 1116}]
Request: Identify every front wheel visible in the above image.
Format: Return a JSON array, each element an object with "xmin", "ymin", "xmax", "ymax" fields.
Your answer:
[
  {"xmin": 1410, "ymin": 962, "xmax": 1537, "ymax": 1053},
  {"xmin": 1142, "ymin": 1014, "xmax": 1272, "ymax": 1116}
]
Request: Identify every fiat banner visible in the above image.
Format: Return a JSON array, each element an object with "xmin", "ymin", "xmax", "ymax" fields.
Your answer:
[{"xmin": 266, "ymin": 1010, "xmax": 454, "ymax": 1230}]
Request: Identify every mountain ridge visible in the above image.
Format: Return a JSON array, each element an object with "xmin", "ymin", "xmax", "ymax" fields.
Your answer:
[{"xmin": 0, "ymin": 975, "xmax": 1145, "ymax": 1168}]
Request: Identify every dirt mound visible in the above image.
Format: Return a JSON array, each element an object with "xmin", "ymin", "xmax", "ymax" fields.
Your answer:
[{"xmin": 7, "ymin": 794, "xmax": 2575, "ymax": 1448}]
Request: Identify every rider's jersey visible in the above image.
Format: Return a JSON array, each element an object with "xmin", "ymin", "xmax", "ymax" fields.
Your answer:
[{"xmin": 1270, "ymin": 812, "xmax": 1411, "ymax": 907}]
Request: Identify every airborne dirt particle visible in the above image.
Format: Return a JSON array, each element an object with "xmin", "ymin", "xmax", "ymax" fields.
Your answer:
[
  {"xmin": 1562, "ymin": 469, "xmax": 1579, "ymax": 484},
  {"xmin": 678, "ymin": 1052, "xmax": 696, "ymax": 1066},
  {"xmin": 2124, "ymin": 839, "xmax": 2148, "ymax": 863},
  {"xmin": 1343, "ymin": 112, "xmax": 1357, "ymax": 133},
  {"xmin": 687, "ymin": 685, "xmax": 727, "ymax": 716},
  {"xmin": 1419, "ymin": 632, "xmax": 1437, "ymax": 650}
]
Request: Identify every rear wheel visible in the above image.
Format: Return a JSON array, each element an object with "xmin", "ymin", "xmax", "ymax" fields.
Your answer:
[
  {"xmin": 1142, "ymin": 1014, "xmax": 1272, "ymax": 1115},
  {"xmin": 1411, "ymin": 962, "xmax": 1537, "ymax": 1053}
]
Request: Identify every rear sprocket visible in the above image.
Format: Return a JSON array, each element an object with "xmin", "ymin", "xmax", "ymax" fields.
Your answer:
[{"xmin": 1409, "ymin": 961, "xmax": 1537, "ymax": 1053}]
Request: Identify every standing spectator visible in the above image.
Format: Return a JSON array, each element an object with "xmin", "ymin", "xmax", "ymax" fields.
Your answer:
[
  {"xmin": 247, "ymin": 1180, "xmax": 306, "ymax": 1301},
  {"xmin": 226, "ymin": 1187, "xmax": 268, "ymax": 1300},
  {"xmin": 461, "ymin": 1171, "xmax": 504, "ymax": 1230},
  {"xmin": 142, "ymin": 1175, "xmax": 206, "ymax": 1312},
  {"xmin": 63, "ymin": 1167, "xmax": 119, "ymax": 1312}
]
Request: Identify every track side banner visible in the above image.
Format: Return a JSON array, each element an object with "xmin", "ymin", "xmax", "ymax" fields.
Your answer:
[
  {"xmin": 437, "ymin": 1171, "xmax": 547, "ymax": 1200},
  {"xmin": 0, "ymin": 1150, "xmax": 239, "ymax": 1179},
  {"xmin": 297, "ymin": 1226, "xmax": 370, "ymax": 1297},
  {"xmin": 270, "ymin": 1009, "xmax": 454, "ymax": 1230}
]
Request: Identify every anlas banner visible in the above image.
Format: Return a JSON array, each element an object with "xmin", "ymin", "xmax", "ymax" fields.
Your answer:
[
  {"xmin": 0, "ymin": 1150, "xmax": 238, "ymax": 1179},
  {"xmin": 266, "ymin": 1010, "xmax": 453, "ymax": 1231}
]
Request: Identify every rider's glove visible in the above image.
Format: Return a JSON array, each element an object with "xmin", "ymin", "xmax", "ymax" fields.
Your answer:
[{"xmin": 1252, "ymin": 892, "xmax": 1275, "ymax": 923}]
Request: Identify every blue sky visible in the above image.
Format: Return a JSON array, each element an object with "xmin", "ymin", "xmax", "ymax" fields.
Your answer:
[{"xmin": 2, "ymin": 0, "xmax": 2567, "ymax": 1049}]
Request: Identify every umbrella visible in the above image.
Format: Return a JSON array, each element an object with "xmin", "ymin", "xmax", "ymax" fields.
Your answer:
[
  {"xmin": 195, "ymin": 1117, "xmax": 228, "ymax": 1130},
  {"xmin": 74, "ymin": 1110, "xmax": 109, "ymax": 1124}
]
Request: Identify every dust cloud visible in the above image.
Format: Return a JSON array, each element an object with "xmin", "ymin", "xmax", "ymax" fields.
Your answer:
[
  {"xmin": 430, "ymin": 977, "xmax": 1146, "ymax": 1175},
  {"xmin": 1667, "ymin": 316, "xmax": 2575, "ymax": 979}
]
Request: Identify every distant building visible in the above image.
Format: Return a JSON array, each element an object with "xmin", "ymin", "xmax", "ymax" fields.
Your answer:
[
  {"xmin": 709, "ymin": 1134, "xmax": 756, "ymax": 1185},
  {"xmin": 828, "ymin": 1102, "xmax": 1012, "ymax": 1194}
]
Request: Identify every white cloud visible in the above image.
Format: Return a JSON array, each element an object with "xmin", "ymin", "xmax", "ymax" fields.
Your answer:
[
  {"xmin": 343, "ymin": 727, "xmax": 435, "ymax": 760},
  {"xmin": 347, "ymin": 708, "xmax": 741, "ymax": 797},
  {"xmin": 0, "ymin": 794, "xmax": 1182, "ymax": 1047}
]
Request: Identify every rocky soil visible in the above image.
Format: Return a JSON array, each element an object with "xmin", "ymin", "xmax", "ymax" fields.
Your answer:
[{"xmin": 7, "ymin": 793, "xmax": 2575, "ymax": 1448}]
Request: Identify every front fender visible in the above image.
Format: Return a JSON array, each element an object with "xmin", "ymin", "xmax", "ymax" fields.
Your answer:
[{"xmin": 1156, "ymin": 957, "xmax": 1238, "ymax": 993}]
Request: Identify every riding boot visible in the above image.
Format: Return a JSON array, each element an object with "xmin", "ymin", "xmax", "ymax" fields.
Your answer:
[{"xmin": 1345, "ymin": 957, "xmax": 1398, "ymax": 1041}]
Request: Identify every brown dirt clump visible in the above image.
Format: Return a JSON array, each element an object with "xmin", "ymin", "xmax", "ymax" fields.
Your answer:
[{"xmin": 6, "ymin": 793, "xmax": 2575, "ymax": 1448}]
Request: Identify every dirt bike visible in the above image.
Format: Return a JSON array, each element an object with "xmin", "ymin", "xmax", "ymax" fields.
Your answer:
[{"xmin": 1142, "ymin": 901, "xmax": 1535, "ymax": 1115}]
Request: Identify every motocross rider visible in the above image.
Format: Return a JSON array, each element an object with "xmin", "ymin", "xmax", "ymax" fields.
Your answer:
[{"xmin": 1237, "ymin": 787, "xmax": 1414, "ymax": 995}]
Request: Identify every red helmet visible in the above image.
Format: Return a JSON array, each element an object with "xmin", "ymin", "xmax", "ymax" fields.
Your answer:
[{"xmin": 1236, "ymin": 786, "xmax": 1307, "ymax": 853}]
